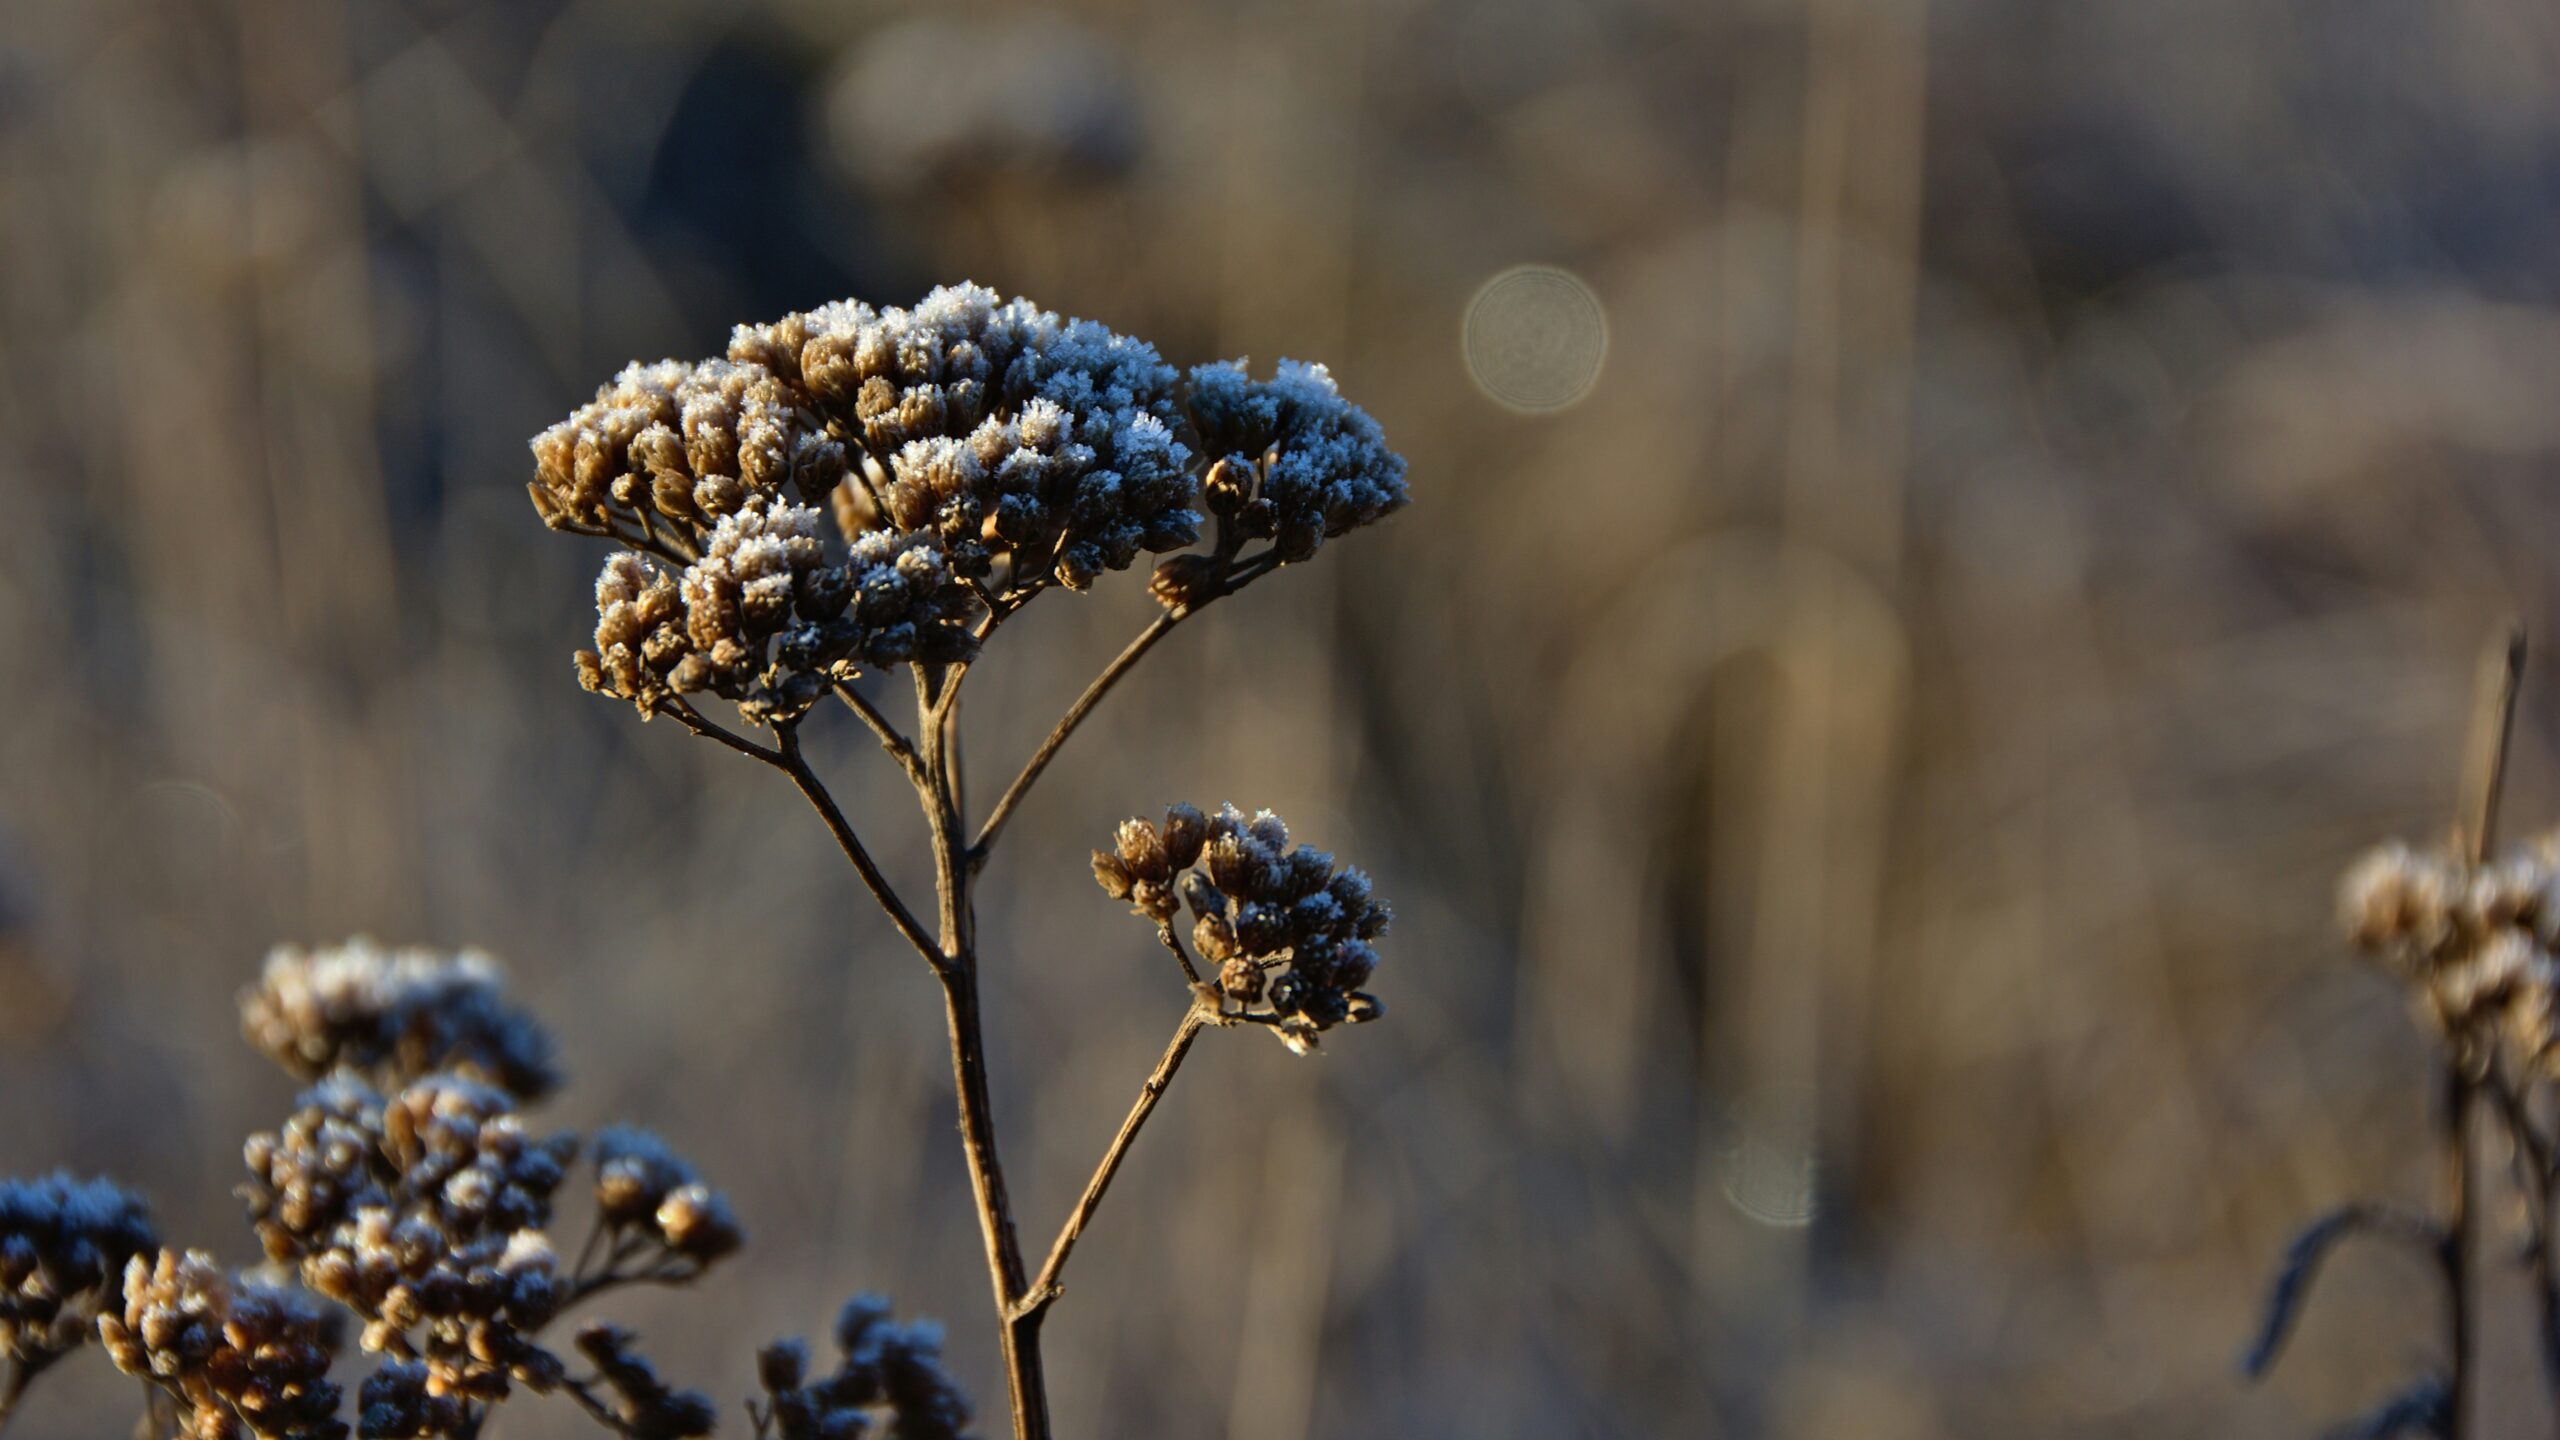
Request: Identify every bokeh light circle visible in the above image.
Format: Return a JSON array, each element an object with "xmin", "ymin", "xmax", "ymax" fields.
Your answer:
[{"xmin": 1462, "ymin": 265, "xmax": 1608, "ymax": 413}]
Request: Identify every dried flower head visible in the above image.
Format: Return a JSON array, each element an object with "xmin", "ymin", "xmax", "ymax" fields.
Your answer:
[
  {"xmin": 589, "ymin": 1128, "xmax": 743, "ymax": 1267},
  {"xmin": 528, "ymin": 358, "xmax": 847, "ymax": 548},
  {"xmin": 1183, "ymin": 359, "xmax": 1408, "ymax": 564},
  {"xmin": 751, "ymin": 1293, "xmax": 974, "ymax": 1440},
  {"xmin": 241, "ymin": 940, "xmax": 559, "ymax": 1101},
  {"xmin": 354, "ymin": 1359, "xmax": 465, "ymax": 1439},
  {"xmin": 733, "ymin": 283, "xmax": 1196, "ymax": 594},
  {"xmin": 2339, "ymin": 832, "xmax": 2560, "ymax": 1073},
  {"xmin": 577, "ymin": 503, "xmax": 976, "ymax": 723},
  {"xmin": 0, "ymin": 1171, "xmax": 156, "ymax": 1374},
  {"xmin": 242, "ymin": 1075, "xmax": 576, "ymax": 1402},
  {"xmin": 1097, "ymin": 804, "xmax": 1389, "ymax": 1053},
  {"xmin": 98, "ymin": 1250, "xmax": 346, "ymax": 1440}
]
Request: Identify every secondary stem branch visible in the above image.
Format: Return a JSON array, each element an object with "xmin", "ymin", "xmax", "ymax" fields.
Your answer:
[
  {"xmin": 773, "ymin": 726, "xmax": 940, "ymax": 968},
  {"xmin": 1016, "ymin": 993, "xmax": 1216, "ymax": 1323},
  {"xmin": 971, "ymin": 612, "xmax": 1182, "ymax": 870}
]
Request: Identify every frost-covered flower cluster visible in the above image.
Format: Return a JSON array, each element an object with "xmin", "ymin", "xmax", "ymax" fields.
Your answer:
[
  {"xmin": 242, "ymin": 1075, "xmax": 580, "ymax": 1401},
  {"xmin": 575, "ymin": 497, "xmax": 976, "ymax": 721},
  {"xmin": 2339, "ymin": 834, "xmax": 2560, "ymax": 1070},
  {"xmin": 1185, "ymin": 359, "xmax": 1409, "ymax": 564},
  {"xmin": 577, "ymin": 502, "xmax": 976, "ymax": 723},
  {"xmin": 528, "ymin": 358, "xmax": 848, "ymax": 550},
  {"xmin": 1094, "ymin": 805, "xmax": 1389, "ymax": 1054},
  {"xmin": 98, "ymin": 1249, "xmax": 346, "ymax": 1440},
  {"xmin": 241, "ymin": 939, "xmax": 559, "ymax": 1100},
  {"xmin": 0, "ymin": 1171, "xmax": 156, "ymax": 1374},
  {"xmin": 732, "ymin": 284, "xmax": 1196, "ymax": 593},
  {"xmin": 534, "ymin": 283, "xmax": 1411, "ymax": 734},
  {"xmin": 750, "ymin": 1294, "xmax": 975, "ymax": 1440},
  {"xmin": 3, "ymin": 939, "xmax": 965, "ymax": 1439},
  {"xmin": 589, "ymin": 1128, "xmax": 742, "ymax": 1267}
]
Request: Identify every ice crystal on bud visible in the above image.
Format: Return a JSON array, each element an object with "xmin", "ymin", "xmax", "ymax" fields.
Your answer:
[
  {"xmin": 590, "ymin": 1129, "xmax": 742, "ymax": 1266},
  {"xmin": 1097, "ymin": 805, "xmax": 1389, "ymax": 1051}
]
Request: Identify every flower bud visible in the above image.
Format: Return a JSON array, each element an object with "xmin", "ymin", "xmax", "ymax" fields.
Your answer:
[
  {"xmin": 1091, "ymin": 851, "xmax": 1135, "ymax": 901},
  {"xmin": 1205, "ymin": 455, "xmax": 1252, "ymax": 515}
]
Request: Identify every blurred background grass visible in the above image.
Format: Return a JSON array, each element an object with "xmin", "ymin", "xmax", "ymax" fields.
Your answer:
[{"xmin": 5, "ymin": 0, "xmax": 2560, "ymax": 1435}]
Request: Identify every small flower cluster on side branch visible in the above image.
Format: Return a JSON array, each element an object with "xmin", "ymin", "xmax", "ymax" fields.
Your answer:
[{"xmin": 1095, "ymin": 804, "xmax": 1390, "ymax": 1054}]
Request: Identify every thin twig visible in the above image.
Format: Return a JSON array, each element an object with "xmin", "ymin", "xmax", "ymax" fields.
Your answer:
[
  {"xmin": 1157, "ymin": 919, "xmax": 1202, "ymax": 986},
  {"xmin": 969, "ymin": 558, "xmax": 1286, "ymax": 871},
  {"xmin": 774, "ymin": 726, "xmax": 941, "ymax": 969},
  {"xmin": 655, "ymin": 699, "xmax": 783, "ymax": 765},
  {"xmin": 970, "ymin": 612, "xmax": 1183, "ymax": 869},
  {"xmin": 2481, "ymin": 1076, "xmax": 2560, "ymax": 1391},
  {"xmin": 1014, "ymin": 991, "xmax": 1220, "ymax": 1324},
  {"xmin": 557, "ymin": 1375, "xmax": 631, "ymax": 1436},
  {"xmin": 832, "ymin": 678, "xmax": 924, "ymax": 782}
]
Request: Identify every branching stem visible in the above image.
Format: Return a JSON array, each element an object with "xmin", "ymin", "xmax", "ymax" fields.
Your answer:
[
  {"xmin": 773, "ymin": 726, "xmax": 940, "ymax": 970},
  {"xmin": 1014, "ymin": 990, "xmax": 1220, "ymax": 1325}
]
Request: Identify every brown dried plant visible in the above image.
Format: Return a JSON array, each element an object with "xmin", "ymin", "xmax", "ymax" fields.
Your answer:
[
  {"xmin": 2245, "ymin": 627, "xmax": 2560, "ymax": 1439},
  {"xmin": 0, "ymin": 283, "xmax": 1407, "ymax": 1440}
]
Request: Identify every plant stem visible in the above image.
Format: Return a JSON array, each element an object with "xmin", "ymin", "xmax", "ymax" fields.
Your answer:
[
  {"xmin": 832, "ymin": 679, "xmax": 924, "ymax": 783},
  {"xmin": 917, "ymin": 669, "xmax": 1047, "ymax": 1440},
  {"xmin": 2445, "ymin": 620, "xmax": 2527, "ymax": 1439},
  {"xmin": 773, "ymin": 726, "xmax": 940, "ymax": 968},
  {"xmin": 971, "ymin": 611, "xmax": 1183, "ymax": 871},
  {"xmin": 1015, "ymin": 992, "xmax": 1216, "ymax": 1323}
]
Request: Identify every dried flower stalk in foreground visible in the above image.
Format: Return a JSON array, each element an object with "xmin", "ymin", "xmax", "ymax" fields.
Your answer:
[
  {"xmin": 525, "ymin": 282, "xmax": 1410, "ymax": 1440},
  {"xmin": 2243, "ymin": 628, "xmax": 2560, "ymax": 1440}
]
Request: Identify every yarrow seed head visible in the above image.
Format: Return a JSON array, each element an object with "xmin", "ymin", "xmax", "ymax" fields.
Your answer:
[
  {"xmin": 529, "ymin": 358, "xmax": 847, "ymax": 546},
  {"xmin": 98, "ymin": 1250, "xmax": 347, "ymax": 1440},
  {"xmin": 735, "ymin": 283, "xmax": 1197, "ymax": 594},
  {"xmin": 1182, "ymin": 359, "xmax": 1408, "ymax": 565},
  {"xmin": 241, "ymin": 940, "xmax": 559, "ymax": 1101},
  {"xmin": 2339, "ymin": 832, "xmax": 2560, "ymax": 1071},
  {"xmin": 1096, "ymin": 804, "xmax": 1390, "ymax": 1053},
  {"xmin": 0, "ymin": 1171, "xmax": 156, "ymax": 1372},
  {"xmin": 577, "ymin": 501, "xmax": 976, "ymax": 723},
  {"xmin": 241, "ymin": 1074, "xmax": 577, "ymax": 1403}
]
